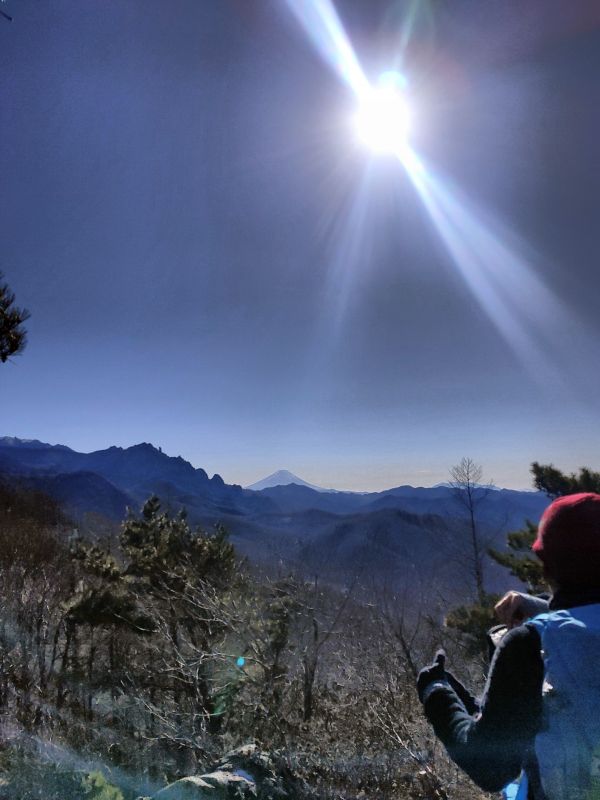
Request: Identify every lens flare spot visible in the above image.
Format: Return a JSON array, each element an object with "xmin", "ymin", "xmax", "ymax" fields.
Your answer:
[{"xmin": 379, "ymin": 70, "xmax": 408, "ymax": 90}]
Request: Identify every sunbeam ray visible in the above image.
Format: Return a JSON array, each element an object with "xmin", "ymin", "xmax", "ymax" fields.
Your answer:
[
  {"xmin": 325, "ymin": 163, "xmax": 376, "ymax": 335},
  {"xmin": 284, "ymin": 0, "xmax": 369, "ymax": 98},
  {"xmin": 400, "ymin": 149, "xmax": 569, "ymax": 389}
]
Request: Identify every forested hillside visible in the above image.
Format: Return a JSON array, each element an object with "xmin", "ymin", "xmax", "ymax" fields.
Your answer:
[
  {"xmin": 1, "ymin": 459, "xmax": 589, "ymax": 799},
  {"xmin": 0, "ymin": 480, "xmax": 494, "ymax": 799}
]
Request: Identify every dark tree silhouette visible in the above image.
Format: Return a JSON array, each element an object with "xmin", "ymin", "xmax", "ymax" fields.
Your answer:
[
  {"xmin": 531, "ymin": 462, "xmax": 600, "ymax": 499},
  {"xmin": 0, "ymin": 273, "xmax": 29, "ymax": 362}
]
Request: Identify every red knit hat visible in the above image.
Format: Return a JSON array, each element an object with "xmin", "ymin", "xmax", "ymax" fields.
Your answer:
[{"xmin": 532, "ymin": 493, "xmax": 600, "ymax": 588}]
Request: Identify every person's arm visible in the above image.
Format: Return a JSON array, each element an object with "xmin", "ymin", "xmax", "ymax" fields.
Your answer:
[
  {"xmin": 445, "ymin": 670, "xmax": 479, "ymax": 716},
  {"xmin": 494, "ymin": 592, "xmax": 550, "ymax": 629},
  {"xmin": 422, "ymin": 625, "xmax": 543, "ymax": 793}
]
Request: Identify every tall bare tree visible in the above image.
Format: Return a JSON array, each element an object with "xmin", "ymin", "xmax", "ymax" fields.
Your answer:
[{"xmin": 449, "ymin": 457, "xmax": 494, "ymax": 605}]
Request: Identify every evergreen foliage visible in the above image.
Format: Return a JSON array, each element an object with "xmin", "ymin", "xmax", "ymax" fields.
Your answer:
[
  {"xmin": 531, "ymin": 462, "xmax": 600, "ymax": 498},
  {"xmin": 444, "ymin": 593, "xmax": 500, "ymax": 657},
  {"xmin": 0, "ymin": 272, "xmax": 29, "ymax": 362},
  {"xmin": 488, "ymin": 521, "xmax": 547, "ymax": 593},
  {"xmin": 120, "ymin": 496, "xmax": 235, "ymax": 590}
]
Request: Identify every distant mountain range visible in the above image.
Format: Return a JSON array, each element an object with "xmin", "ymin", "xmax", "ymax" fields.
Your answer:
[{"xmin": 0, "ymin": 437, "xmax": 551, "ymax": 597}]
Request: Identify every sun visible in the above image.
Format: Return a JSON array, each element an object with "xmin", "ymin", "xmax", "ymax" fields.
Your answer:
[{"xmin": 354, "ymin": 74, "xmax": 411, "ymax": 155}]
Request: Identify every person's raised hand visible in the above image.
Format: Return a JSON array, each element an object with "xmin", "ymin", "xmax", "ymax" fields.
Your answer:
[
  {"xmin": 417, "ymin": 649, "xmax": 447, "ymax": 703},
  {"xmin": 494, "ymin": 591, "xmax": 549, "ymax": 629}
]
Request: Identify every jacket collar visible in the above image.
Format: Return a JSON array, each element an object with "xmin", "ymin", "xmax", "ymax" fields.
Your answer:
[{"xmin": 549, "ymin": 587, "xmax": 600, "ymax": 610}]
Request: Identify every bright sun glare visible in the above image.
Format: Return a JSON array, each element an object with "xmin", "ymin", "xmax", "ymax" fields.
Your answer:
[{"xmin": 355, "ymin": 77, "xmax": 411, "ymax": 155}]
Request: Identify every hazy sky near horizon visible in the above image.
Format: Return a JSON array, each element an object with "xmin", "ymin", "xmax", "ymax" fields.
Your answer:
[{"xmin": 2, "ymin": 0, "xmax": 600, "ymax": 491}]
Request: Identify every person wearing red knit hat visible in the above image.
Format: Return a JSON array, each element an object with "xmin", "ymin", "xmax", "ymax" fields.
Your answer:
[
  {"xmin": 532, "ymin": 492, "xmax": 600, "ymax": 590},
  {"xmin": 416, "ymin": 492, "xmax": 600, "ymax": 800}
]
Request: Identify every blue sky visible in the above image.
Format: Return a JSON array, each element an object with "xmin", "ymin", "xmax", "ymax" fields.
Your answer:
[{"xmin": 2, "ymin": 1, "xmax": 600, "ymax": 491}]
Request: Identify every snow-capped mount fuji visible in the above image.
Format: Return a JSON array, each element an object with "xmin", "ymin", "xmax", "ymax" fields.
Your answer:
[{"xmin": 246, "ymin": 469, "xmax": 332, "ymax": 493}]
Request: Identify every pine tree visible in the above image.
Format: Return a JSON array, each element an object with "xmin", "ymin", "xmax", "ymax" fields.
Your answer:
[
  {"xmin": 0, "ymin": 273, "xmax": 29, "ymax": 362},
  {"xmin": 488, "ymin": 521, "xmax": 547, "ymax": 594},
  {"xmin": 119, "ymin": 496, "xmax": 235, "ymax": 590},
  {"xmin": 119, "ymin": 497, "xmax": 237, "ymax": 735},
  {"xmin": 531, "ymin": 462, "xmax": 600, "ymax": 498}
]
